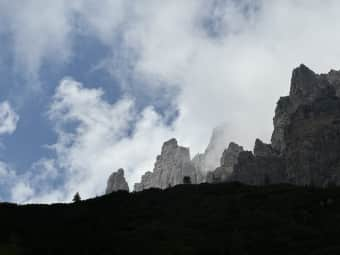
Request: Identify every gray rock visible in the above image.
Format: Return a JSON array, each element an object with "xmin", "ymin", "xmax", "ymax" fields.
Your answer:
[
  {"xmin": 289, "ymin": 64, "xmax": 335, "ymax": 106},
  {"xmin": 133, "ymin": 183, "xmax": 143, "ymax": 192},
  {"xmin": 229, "ymin": 150, "xmax": 287, "ymax": 185},
  {"xmin": 231, "ymin": 64, "xmax": 340, "ymax": 187},
  {"xmin": 191, "ymin": 153, "xmax": 206, "ymax": 183},
  {"xmin": 254, "ymin": 139, "xmax": 275, "ymax": 157},
  {"xmin": 271, "ymin": 96, "xmax": 293, "ymax": 153},
  {"xmin": 207, "ymin": 142, "xmax": 243, "ymax": 183},
  {"xmin": 134, "ymin": 138, "xmax": 200, "ymax": 191},
  {"xmin": 134, "ymin": 171, "xmax": 154, "ymax": 192},
  {"xmin": 271, "ymin": 64, "xmax": 336, "ymax": 154},
  {"xmin": 105, "ymin": 168, "xmax": 129, "ymax": 194},
  {"xmin": 325, "ymin": 69, "xmax": 340, "ymax": 96},
  {"xmin": 284, "ymin": 96, "xmax": 340, "ymax": 186},
  {"xmin": 134, "ymin": 64, "xmax": 340, "ymax": 190}
]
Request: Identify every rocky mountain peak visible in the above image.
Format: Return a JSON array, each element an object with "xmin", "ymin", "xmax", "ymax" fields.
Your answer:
[
  {"xmin": 105, "ymin": 168, "xmax": 129, "ymax": 194},
  {"xmin": 290, "ymin": 64, "xmax": 335, "ymax": 105},
  {"xmin": 272, "ymin": 65, "xmax": 337, "ymax": 154},
  {"xmin": 230, "ymin": 64, "xmax": 340, "ymax": 187},
  {"xmin": 254, "ymin": 139, "xmax": 275, "ymax": 157},
  {"xmin": 134, "ymin": 138, "xmax": 200, "ymax": 191},
  {"xmin": 162, "ymin": 138, "xmax": 178, "ymax": 152},
  {"xmin": 220, "ymin": 142, "xmax": 244, "ymax": 166},
  {"xmin": 113, "ymin": 64, "xmax": 340, "ymax": 193}
]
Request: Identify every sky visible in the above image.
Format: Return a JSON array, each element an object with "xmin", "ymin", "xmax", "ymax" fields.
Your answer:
[{"xmin": 1, "ymin": 0, "xmax": 340, "ymax": 203}]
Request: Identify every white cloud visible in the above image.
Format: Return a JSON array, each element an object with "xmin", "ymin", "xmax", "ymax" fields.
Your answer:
[
  {"xmin": 45, "ymin": 79, "xmax": 174, "ymax": 201},
  {"xmin": 0, "ymin": 161, "xmax": 17, "ymax": 201},
  {"xmin": 0, "ymin": 1, "xmax": 75, "ymax": 82},
  {"xmin": 101, "ymin": 0, "xmax": 340, "ymax": 153},
  {"xmin": 11, "ymin": 182, "xmax": 34, "ymax": 203},
  {"xmin": 0, "ymin": 161, "xmax": 14, "ymax": 179},
  {"xmin": 0, "ymin": 0, "xmax": 128, "ymax": 83},
  {"xmin": 0, "ymin": 101, "xmax": 19, "ymax": 135}
]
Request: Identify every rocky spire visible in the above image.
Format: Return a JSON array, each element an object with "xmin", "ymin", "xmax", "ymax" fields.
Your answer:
[
  {"xmin": 253, "ymin": 139, "xmax": 275, "ymax": 157},
  {"xmin": 134, "ymin": 138, "xmax": 199, "ymax": 191},
  {"xmin": 105, "ymin": 168, "xmax": 129, "ymax": 194}
]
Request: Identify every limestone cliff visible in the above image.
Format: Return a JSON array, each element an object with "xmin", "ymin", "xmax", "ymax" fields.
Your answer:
[
  {"xmin": 105, "ymin": 168, "xmax": 129, "ymax": 193},
  {"xmin": 134, "ymin": 138, "xmax": 200, "ymax": 191},
  {"xmin": 230, "ymin": 64, "xmax": 340, "ymax": 187}
]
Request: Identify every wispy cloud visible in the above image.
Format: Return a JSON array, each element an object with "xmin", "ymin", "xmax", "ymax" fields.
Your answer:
[
  {"xmin": 43, "ymin": 78, "xmax": 174, "ymax": 201},
  {"xmin": 0, "ymin": 101, "xmax": 19, "ymax": 135}
]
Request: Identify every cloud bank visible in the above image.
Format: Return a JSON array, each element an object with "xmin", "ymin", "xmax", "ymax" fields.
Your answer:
[{"xmin": 47, "ymin": 79, "xmax": 174, "ymax": 200}]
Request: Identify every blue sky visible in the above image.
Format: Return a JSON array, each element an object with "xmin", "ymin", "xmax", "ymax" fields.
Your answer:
[{"xmin": 1, "ymin": 0, "xmax": 340, "ymax": 203}]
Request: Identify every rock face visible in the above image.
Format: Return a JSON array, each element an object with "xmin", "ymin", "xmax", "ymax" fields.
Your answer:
[
  {"xmin": 134, "ymin": 138, "xmax": 200, "ymax": 191},
  {"xmin": 134, "ymin": 171, "xmax": 153, "ymax": 192},
  {"xmin": 284, "ymin": 96, "xmax": 340, "ymax": 186},
  {"xmin": 206, "ymin": 142, "xmax": 243, "ymax": 183},
  {"xmin": 253, "ymin": 139, "xmax": 275, "ymax": 158},
  {"xmin": 230, "ymin": 64, "xmax": 340, "ymax": 187},
  {"xmin": 105, "ymin": 168, "xmax": 129, "ymax": 194},
  {"xmin": 127, "ymin": 65, "xmax": 340, "ymax": 190},
  {"xmin": 230, "ymin": 149, "xmax": 287, "ymax": 185}
]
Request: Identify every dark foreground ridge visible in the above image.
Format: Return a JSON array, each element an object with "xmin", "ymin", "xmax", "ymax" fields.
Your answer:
[{"xmin": 2, "ymin": 183, "xmax": 340, "ymax": 254}]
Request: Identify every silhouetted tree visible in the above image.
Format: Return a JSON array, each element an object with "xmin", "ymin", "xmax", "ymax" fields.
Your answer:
[
  {"xmin": 73, "ymin": 192, "xmax": 81, "ymax": 203},
  {"xmin": 264, "ymin": 174, "xmax": 270, "ymax": 185},
  {"xmin": 183, "ymin": 176, "xmax": 191, "ymax": 184}
]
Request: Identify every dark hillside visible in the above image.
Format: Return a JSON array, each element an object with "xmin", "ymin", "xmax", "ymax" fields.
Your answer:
[{"xmin": 1, "ymin": 183, "xmax": 340, "ymax": 254}]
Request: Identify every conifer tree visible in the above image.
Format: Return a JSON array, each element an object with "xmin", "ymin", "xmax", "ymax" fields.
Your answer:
[{"xmin": 73, "ymin": 192, "xmax": 81, "ymax": 203}]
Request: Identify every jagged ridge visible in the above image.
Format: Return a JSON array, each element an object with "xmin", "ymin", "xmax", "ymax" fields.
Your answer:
[{"xmin": 106, "ymin": 65, "xmax": 340, "ymax": 192}]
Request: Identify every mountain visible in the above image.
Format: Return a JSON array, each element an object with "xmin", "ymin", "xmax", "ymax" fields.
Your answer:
[
  {"xmin": 133, "ymin": 126, "xmax": 232, "ymax": 191},
  {"xmin": 230, "ymin": 65, "xmax": 340, "ymax": 187},
  {"xmin": 4, "ymin": 65, "xmax": 340, "ymax": 254},
  {"xmin": 119, "ymin": 64, "xmax": 340, "ymax": 191}
]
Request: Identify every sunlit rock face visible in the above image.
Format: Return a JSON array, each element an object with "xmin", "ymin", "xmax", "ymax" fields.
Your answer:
[
  {"xmin": 105, "ymin": 168, "xmax": 129, "ymax": 193},
  {"xmin": 134, "ymin": 171, "xmax": 153, "ymax": 192},
  {"xmin": 134, "ymin": 138, "xmax": 200, "ymax": 191},
  {"xmin": 206, "ymin": 142, "xmax": 243, "ymax": 183},
  {"xmin": 230, "ymin": 64, "xmax": 340, "ymax": 187}
]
